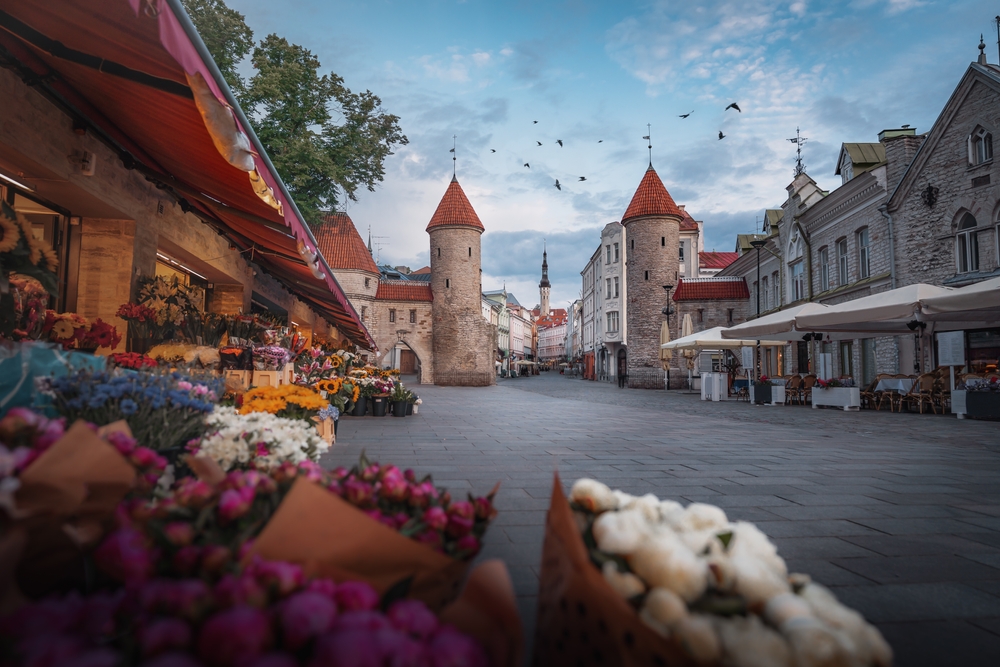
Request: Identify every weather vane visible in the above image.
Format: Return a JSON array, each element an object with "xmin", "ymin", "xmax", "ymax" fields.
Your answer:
[
  {"xmin": 643, "ymin": 124, "xmax": 652, "ymax": 165},
  {"xmin": 449, "ymin": 135, "xmax": 457, "ymax": 177},
  {"xmin": 788, "ymin": 127, "xmax": 807, "ymax": 176}
]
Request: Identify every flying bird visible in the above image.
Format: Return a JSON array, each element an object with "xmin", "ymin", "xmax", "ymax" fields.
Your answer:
[
  {"xmin": 533, "ymin": 120, "xmax": 538, "ymax": 124},
  {"xmin": 578, "ymin": 176, "xmax": 587, "ymax": 181},
  {"xmin": 725, "ymin": 102, "xmax": 741, "ymax": 112},
  {"xmin": 554, "ymin": 179, "xmax": 561, "ymax": 191},
  {"xmin": 679, "ymin": 111, "xmax": 693, "ymax": 118},
  {"xmin": 598, "ymin": 140, "xmax": 603, "ymax": 143},
  {"xmin": 449, "ymin": 148, "xmax": 455, "ymax": 153},
  {"xmin": 718, "ymin": 131, "xmax": 726, "ymax": 140},
  {"xmin": 523, "ymin": 163, "xmax": 530, "ymax": 168},
  {"xmin": 490, "ymin": 149, "xmax": 496, "ymax": 153},
  {"xmin": 536, "ymin": 141, "xmax": 542, "ymax": 146},
  {"xmin": 556, "ymin": 140, "xmax": 563, "ymax": 147}
]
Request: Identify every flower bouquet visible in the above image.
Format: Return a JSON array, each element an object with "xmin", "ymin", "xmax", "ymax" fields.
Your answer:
[
  {"xmin": 43, "ymin": 370, "xmax": 222, "ymax": 453},
  {"xmin": 0, "ymin": 275, "xmax": 48, "ymax": 341},
  {"xmin": 224, "ymin": 314, "xmax": 265, "ymax": 347},
  {"xmin": 0, "ymin": 201, "xmax": 58, "ymax": 302},
  {"xmin": 252, "ymin": 344, "xmax": 290, "ymax": 371},
  {"xmin": 179, "ymin": 310, "xmax": 228, "ymax": 347},
  {"xmin": 533, "ymin": 474, "xmax": 892, "ymax": 667},
  {"xmin": 190, "ymin": 406, "xmax": 328, "ymax": 471},
  {"xmin": 816, "ymin": 377, "xmax": 843, "ymax": 388},
  {"xmin": 238, "ymin": 384, "xmax": 328, "ymax": 423}
]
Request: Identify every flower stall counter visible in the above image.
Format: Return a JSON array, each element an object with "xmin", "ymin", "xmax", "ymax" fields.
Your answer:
[{"xmin": 812, "ymin": 386, "xmax": 861, "ymax": 411}]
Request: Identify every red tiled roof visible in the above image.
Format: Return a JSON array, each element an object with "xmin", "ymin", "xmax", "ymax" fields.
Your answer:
[
  {"xmin": 313, "ymin": 212, "xmax": 379, "ymax": 274},
  {"xmin": 679, "ymin": 209, "xmax": 699, "ymax": 231},
  {"xmin": 536, "ymin": 309, "xmax": 568, "ymax": 328},
  {"xmin": 375, "ymin": 281, "xmax": 433, "ymax": 302},
  {"xmin": 426, "ymin": 177, "xmax": 485, "ymax": 232},
  {"xmin": 412, "ymin": 266, "xmax": 431, "ymax": 275},
  {"xmin": 699, "ymin": 251, "xmax": 740, "ymax": 270},
  {"xmin": 622, "ymin": 166, "xmax": 683, "ymax": 223},
  {"xmin": 673, "ymin": 277, "xmax": 749, "ymax": 301}
]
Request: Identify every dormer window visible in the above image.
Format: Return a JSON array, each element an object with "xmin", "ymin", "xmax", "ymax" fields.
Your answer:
[
  {"xmin": 840, "ymin": 155, "xmax": 854, "ymax": 184},
  {"xmin": 970, "ymin": 126, "xmax": 993, "ymax": 166}
]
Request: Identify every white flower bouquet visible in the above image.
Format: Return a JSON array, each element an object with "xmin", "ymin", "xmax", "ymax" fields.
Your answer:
[{"xmin": 191, "ymin": 406, "xmax": 328, "ymax": 472}]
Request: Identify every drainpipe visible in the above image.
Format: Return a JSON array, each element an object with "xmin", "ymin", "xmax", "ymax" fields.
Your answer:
[{"xmin": 878, "ymin": 204, "xmax": 897, "ymax": 289}]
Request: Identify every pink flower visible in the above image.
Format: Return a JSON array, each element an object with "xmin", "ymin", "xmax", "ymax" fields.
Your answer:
[
  {"xmin": 193, "ymin": 384, "xmax": 209, "ymax": 396},
  {"xmin": 427, "ymin": 627, "xmax": 488, "ymax": 667},
  {"xmin": 403, "ymin": 469, "xmax": 417, "ymax": 482},
  {"xmin": 176, "ymin": 381, "xmax": 193, "ymax": 391},
  {"xmin": 310, "ymin": 630, "xmax": 384, "ymax": 667},
  {"xmin": 94, "ymin": 527, "xmax": 155, "ymax": 584},
  {"xmin": 140, "ymin": 579, "xmax": 210, "ymax": 619},
  {"xmin": 247, "ymin": 653, "xmax": 298, "ymax": 667},
  {"xmin": 105, "ymin": 431, "xmax": 136, "ymax": 456},
  {"xmin": 414, "ymin": 529, "xmax": 443, "ymax": 550},
  {"xmin": 423, "ymin": 507, "xmax": 448, "ymax": 531},
  {"xmin": 255, "ymin": 442, "xmax": 269, "ymax": 457},
  {"xmin": 380, "ymin": 467, "xmax": 409, "ymax": 502},
  {"xmin": 361, "ymin": 464, "xmax": 380, "ymax": 482},
  {"xmin": 447, "ymin": 501, "xmax": 474, "ymax": 520},
  {"xmin": 330, "ymin": 466, "xmax": 349, "ymax": 480},
  {"xmin": 333, "ymin": 581, "xmax": 379, "ymax": 612},
  {"xmin": 214, "ymin": 574, "xmax": 267, "ymax": 608},
  {"xmin": 249, "ymin": 559, "xmax": 304, "ymax": 596},
  {"xmin": 387, "ymin": 600, "xmax": 439, "ymax": 639},
  {"xmin": 473, "ymin": 497, "xmax": 495, "ymax": 521},
  {"xmin": 197, "ymin": 606, "xmax": 271, "ymax": 667},
  {"xmin": 280, "ymin": 591, "xmax": 338, "ymax": 649},
  {"xmin": 140, "ymin": 618, "xmax": 191, "ymax": 657},
  {"xmin": 137, "ymin": 652, "xmax": 203, "ymax": 667},
  {"xmin": 62, "ymin": 647, "xmax": 119, "ymax": 667},
  {"xmin": 306, "ymin": 578, "xmax": 338, "ymax": 599},
  {"xmin": 218, "ymin": 486, "xmax": 255, "ymax": 522},
  {"xmin": 163, "ymin": 522, "xmax": 194, "ymax": 546},
  {"xmin": 454, "ymin": 535, "xmax": 481, "ymax": 558},
  {"xmin": 446, "ymin": 514, "xmax": 474, "ymax": 539},
  {"xmin": 172, "ymin": 546, "xmax": 201, "ymax": 576},
  {"xmin": 343, "ymin": 479, "xmax": 375, "ymax": 506},
  {"xmin": 131, "ymin": 446, "xmax": 161, "ymax": 468},
  {"xmin": 2, "ymin": 594, "xmax": 83, "ymax": 638},
  {"xmin": 175, "ymin": 478, "xmax": 215, "ymax": 507},
  {"xmin": 407, "ymin": 482, "xmax": 437, "ymax": 509},
  {"xmin": 200, "ymin": 545, "xmax": 232, "ymax": 574}
]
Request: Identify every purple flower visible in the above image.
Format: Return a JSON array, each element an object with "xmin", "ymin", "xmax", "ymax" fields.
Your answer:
[
  {"xmin": 387, "ymin": 600, "xmax": 439, "ymax": 640},
  {"xmin": 280, "ymin": 591, "xmax": 338, "ymax": 649},
  {"xmin": 343, "ymin": 479, "xmax": 375, "ymax": 506},
  {"xmin": 306, "ymin": 578, "xmax": 338, "ymax": 599},
  {"xmin": 427, "ymin": 627, "xmax": 489, "ymax": 667},
  {"xmin": 140, "ymin": 652, "xmax": 204, "ymax": 667},
  {"xmin": 310, "ymin": 630, "xmax": 382, "ymax": 667},
  {"xmin": 248, "ymin": 559, "xmax": 304, "ymax": 596},
  {"xmin": 423, "ymin": 507, "xmax": 447, "ymax": 531},
  {"xmin": 454, "ymin": 535, "xmax": 481, "ymax": 558},
  {"xmin": 333, "ymin": 582, "xmax": 379, "ymax": 612},
  {"xmin": 333, "ymin": 611, "xmax": 392, "ymax": 633},
  {"xmin": 140, "ymin": 579, "xmax": 210, "ymax": 619},
  {"xmin": 94, "ymin": 527, "xmax": 156, "ymax": 585},
  {"xmin": 140, "ymin": 618, "xmax": 192, "ymax": 657},
  {"xmin": 213, "ymin": 574, "xmax": 267, "ymax": 609},
  {"xmin": 197, "ymin": 606, "xmax": 271, "ymax": 667},
  {"xmin": 62, "ymin": 648, "xmax": 120, "ymax": 667}
]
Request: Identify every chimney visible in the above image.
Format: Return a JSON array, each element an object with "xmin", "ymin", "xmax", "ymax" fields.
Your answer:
[{"xmin": 880, "ymin": 127, "xmax": 923, "ymax": 192}]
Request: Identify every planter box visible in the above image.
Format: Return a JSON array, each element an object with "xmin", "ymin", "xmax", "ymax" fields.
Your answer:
[
  {"xmin": 222, "ymin": 370, "xmax": 250, "ymax": 391},
  {"xmin": 957, "ymin": 391, "xmax": 1000, "ymax": 420},
  {"xmin": 812, "ymin": 386, "xmax": 861, "ymax": 411},
  {"xmin": 752, "ymin": 383, "xmax": 772, "ymax": 405},
  {"xmin": 314, "ymin": 417, "xmax": 336, "ymax": 445},
  {"xmin": 750, "ymin": 383, "xmax": 786, "ymax": 406},
  {"xmin": 252, "ymin": 370, "xmax": 284, "ymax": 387}
]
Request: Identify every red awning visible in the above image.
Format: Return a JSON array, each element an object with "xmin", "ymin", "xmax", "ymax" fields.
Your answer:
[{"xmin": 0, "ymin": 0, "xmax": 375, "ymax": 349}]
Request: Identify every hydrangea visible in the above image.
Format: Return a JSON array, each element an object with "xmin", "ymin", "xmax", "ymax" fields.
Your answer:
[{"xmin": 192, "ymin": 406, "xmax": 328, "ymax": 472}]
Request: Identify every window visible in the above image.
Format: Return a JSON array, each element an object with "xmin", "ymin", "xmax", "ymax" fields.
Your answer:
[
  {"xmin": 679, "ymin": 242, "xmax": 685, "ymax": 262},
  {"xmin": 857, "ymin": 228, "xmax": 870, "ymax": 279},
  {"xmin": 409, "ymin": 309, "xmax": 416, "ymax": 323},
  {"xmin": 613, "ymin": 277, "xmax": 619, "ymax": 298},
  {"xmin": 970, "ymin": 126, "xmax": 994, "ymax": 165},
  {"xmin": 361, "ymin": 306, "xmax": 367, "ymax": 320},
  {"xmin": 606, "ymin": 245, "xmax": 611, "ymax": 264},
  {"xmin": 839, "ymin": 341, "xmax": 853, "ymax": 378},
  {"xmin": 957, "ymin": 213, "xmax": 979, "ymax": 273},
  {"xmin": 644, "ymin": 270, "xmax": 649, "ymax": 281},
  {"xmin": 364, "ymin": 277, "xmax": 370, "ymax": 288},
  {"xmin": 606, "ymin": 278, "xmax": 612, "ymax": 299},
  {"xmin": 446, "ymin": 279, "xmax": 450, "ymax": 288},
  {"xmin": 614, "ymin": 243, "xmax": 619, "ymax": 262},
  {"xmin": 772, "ymin": 271, "xmax": 779, "ymax": 307},
  {"xmin": 818, "ymin": 247, "xmax": 829, "ymax": 291},
  {"xmin": 791, "ymin": 262, "xmax": 805, "ymax": 301},
  {"xmin": 840, "ymin": 155, "xmax": 853, "ymax": 184},
  {"xmin": 661, "ymin": 237, "xmax": 665, "ymax": 246},
  {"xmin": 727, "ymin": 308, "xmax": 734, "ymax": 326},
  {"xmin": 762, "ymin": 276, "xmax": 769, "ymax": 311},
  {"xmin": 631, "ymin": 239, "xmax": 634, "ymax": 250},
  {"xmin": 389, "ymin": 309, "xmax": 396, "ymax": 323},
  {"xmin": 607, "ymin": 311, "xmax": 619, "ymax": 332},
  {"xmin": 837, "ymin": 238, "xmax": 849, "ymax": 285},
  {"xmin": 437, "ymin": 248, "xmax": 441, "ymax": 257},
  {"xmin": 468, "ymin": 247, "xmax": 471, "ymax": 256},
  {"xmin": 697, "ymin": 308, "xmax": 704, "ymax": 324}
]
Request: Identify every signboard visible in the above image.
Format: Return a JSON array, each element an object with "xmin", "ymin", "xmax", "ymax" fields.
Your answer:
[
  {"xmin": 937, "ymin": 330, "xmax": 965, "ymax": 367},
  {"xmin": 741, "ymin": 346, "xmax": 754, "ymax": 372}
]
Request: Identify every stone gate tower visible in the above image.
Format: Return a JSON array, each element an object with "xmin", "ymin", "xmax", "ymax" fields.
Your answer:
[
  {"xmin": 622, "ymin": 164, "xmax": 683, "ymax": 376},
  {"xmin": 426, "ymin": 176, "xmax": 496, "ymax": 386},
  {"xmin": 539, "ymin": 245, "xmax": 551, "ymax": 317}
]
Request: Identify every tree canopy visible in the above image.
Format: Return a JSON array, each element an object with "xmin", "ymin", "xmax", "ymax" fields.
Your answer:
[{"xmin": 181, "ymin": 0, "xmax": 407, "ymax": 226}]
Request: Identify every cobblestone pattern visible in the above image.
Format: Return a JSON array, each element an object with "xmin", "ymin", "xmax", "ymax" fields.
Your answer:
[{"xmin": 327, "ymin": 372, "xmax": 1000, "ymax": 666}]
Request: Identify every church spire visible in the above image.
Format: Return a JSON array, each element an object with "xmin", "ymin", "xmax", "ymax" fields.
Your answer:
[{"xmin": 539, "ymin": 242, "xmax": 551, "ymax": 317}]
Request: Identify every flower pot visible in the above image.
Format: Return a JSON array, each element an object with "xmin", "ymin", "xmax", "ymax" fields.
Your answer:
[
  {"xmin": 405, "ymin": 403, "xmax": 413, "ymax": 416},
  {"xmin": 752, "ymin": 382, "xmax": 772, "ymax": 405},
  {"xmin": 351, "ymin": 398, "xmax": 368, "ymax": 417},
  {"xmin": 392, "ymin": 400, "xmax": 408, "ymax": 417},
  {"xmin": 371, "ymin": 395, "xmax": 388, "ymax": 417}
]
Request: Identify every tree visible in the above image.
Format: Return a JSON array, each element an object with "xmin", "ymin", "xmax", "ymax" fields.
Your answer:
[{"xmin": 180, "ymin": 1, "xmax": 407, "ymax": 226}]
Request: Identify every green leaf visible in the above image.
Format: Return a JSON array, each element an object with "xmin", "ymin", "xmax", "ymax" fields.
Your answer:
[{"xmin": 716, "ymin": 531, "xmax": 733, "ymax": 550}]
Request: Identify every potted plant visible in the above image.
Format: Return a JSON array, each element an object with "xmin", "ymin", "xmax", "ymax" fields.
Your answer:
[
  {"xmin": 751, "ymin": 375, "xmax": 772, "ymax": 405},
  {"xmin": 813, "ymin": 377, "xmax": 861, "ymax": 411},
  {"xmin": 369, "ymin": 378, "xmax": 393, "ymax": 417},
  {"xmin": 406, "ymin": 392, "xmax": 418, "ymax": 415},
  {"xmin": 390, "ymin": 381, "xmax": 409, "ymax": 418}
]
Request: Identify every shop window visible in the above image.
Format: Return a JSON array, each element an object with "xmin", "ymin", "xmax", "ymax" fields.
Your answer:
[
  {"xmin": 969, "ymin": 126, "xmax": 993, "ymax": 165},
  {"xmin": 389, "ymin": 309, "xmax": 396, "ymax": 323},
  {"xmin": 409, "ymin": 309, "xmax": 416, "ymax": 323},
  {"xmin": 837, "ymin": 238, "xmax": 848, "ymax": 285},
  {"xmin": 839, "ymin": 341, "xmax": 853, "ymax": 377},
  {"xmin": 967, "ymin": 329, "xmax": 1000, "ymax": 374},
  {"xmin": 957, "ymin": 213, "xmax": 979, "ymax": 273},
  {"xmin": 857, "ymin": 227, "xmax": 870, "ymax": 279},
  {"xmin": 818, "ymin": 247, "xmax": 829, "ymax": 291}
]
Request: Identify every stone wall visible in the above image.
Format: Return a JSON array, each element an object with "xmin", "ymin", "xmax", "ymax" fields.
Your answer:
[
  {"xmin": 370, "ymin": 299, "xmax": 434, "ymax": 384},
  {"xmin": 624, "ymin": 213, "xmax": 681, "ymax": 372},
  {"xmin": 75, "ymin": 219, "xmax": 135, "ymax": 330},
  {"xmin": 428, "ymin": 226, "xmax": 495, "ymax": 386}
]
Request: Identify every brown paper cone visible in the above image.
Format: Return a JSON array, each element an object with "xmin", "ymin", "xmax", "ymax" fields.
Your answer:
[
  {"xmin": 440, "ymin": 559, "xmax": 523, "ymax": 667},
  {"xmin": 186, "ymin": 454, "xmax": 226, "ymax": 486},
  {"xmin": 16, "ymin": 421, "xmax": 136, "ymax": 516},
  {"xmin": 251, "ymin": 477, "xmax": 467, "ymax": 611},
  {"xmin": 532, "ymin": 473, "xmax": 697, "ymax": 667}
]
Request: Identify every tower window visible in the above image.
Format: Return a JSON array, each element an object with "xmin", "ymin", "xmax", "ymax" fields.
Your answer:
[
  {"xmin": 409, "ymin": 309, "xmax": 416, "ymax": 323},
  {"xmin": 468, "ymin": 247, "xmax": 471, "ymax": 256},
  {"xmin": 364, "ymin": 278, "xmax": 370, "ymax": 288},
  {"xmin": 446, "ymin": 279, "xmax": 450, "ymax": 288},
  {"xmin": 631, "ymin": 239, "xmax": 634, "ymax": 250},
  {"xmin": 361, "ymin": 306, "xmax": 367, "ymax": 320},
  {"xmin": 661, "ymin": 237, "xmax": 665, "ymax": 246},
  {"xmin": 437, "ymin": 248, "xmax": 441, "ymax": 257},
  {"xmin": 389, "ymin": 309, "xmax": 396, "ymax": 323},
  {"xmin": 644, "ymin": 270, "xmax": 649, "ymax": 281}
]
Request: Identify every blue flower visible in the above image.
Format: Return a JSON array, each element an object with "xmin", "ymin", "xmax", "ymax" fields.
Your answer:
[{"xmin": 120, "ymin": 399, "xmax": 138, "ymax": 415}]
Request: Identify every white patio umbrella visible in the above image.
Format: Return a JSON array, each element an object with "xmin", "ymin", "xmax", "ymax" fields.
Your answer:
[
  {"xmin": 795, "ymin": 283, "xmax": 955, "ymax": 333},
  {"xmin": 662, "ymin": 327, "xmax": 787, "ymax": 349},
  {"xmin": 681, "ymin": 314, "xmax": 696, "ymax": 390},
  {"xmin": 659, "ymin": 320, "xmax": 671, "ymax": 370},
  {"xmin": 720, "ymin": 302, "xmax": 832, "ymax": 340},
  {"xmin": 920, "ymin": 276, "xmax": 1000, "ymax": 320}
]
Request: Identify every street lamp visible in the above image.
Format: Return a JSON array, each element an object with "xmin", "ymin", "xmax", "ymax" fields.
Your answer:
[
  {"xmin": 662, "ymin": 284, "xmax": 674, "ymax": 390},
  {"xmin": 749, "ymin": 239, "xmax": 768, "ymax": 380}
]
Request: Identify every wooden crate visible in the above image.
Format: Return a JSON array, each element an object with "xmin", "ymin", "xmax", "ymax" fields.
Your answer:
[
  {"xmin": 315, "ymin": 417, "xmax": 336, "ymax": 445},
  {"xmin": 222, "ymin": 370, "xmax": 251, "ymax": 391},
  {"xmin": 252, "ymin": 370, "xmax": 284, "ymax": 387}
]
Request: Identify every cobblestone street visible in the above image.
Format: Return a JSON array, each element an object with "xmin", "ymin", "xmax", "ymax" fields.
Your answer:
[{"xmin": 323, "ymin": 372, "xmax": 1000, "ymax": 667}]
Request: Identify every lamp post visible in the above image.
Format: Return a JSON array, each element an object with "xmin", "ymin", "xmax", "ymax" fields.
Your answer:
[
  {"xmin": 749, "ymin": 239, "xmax": 768, "ymax": 380},
  {"xmin": 662, "ymin": 284, "xmax": 674, "ymax": 390}
]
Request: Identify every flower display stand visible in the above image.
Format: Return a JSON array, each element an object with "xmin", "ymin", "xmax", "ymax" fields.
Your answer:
[
  {"xmin": 314, "ymin": 417, "xmax": 336, "ymax": 444},
  {"xmin": 222, "ymin": 370, "xmax": 250, "ymax": 391},
  {"xmin": 954, "ymin": 390, "xmax": 1000, "ymax": 420},
  {"xmin": 812, "ymin": 386, "xmax": 861, "ymax": 411},
  {"xmin": 750, "ymin": 383, "xmax": 785, "ymax": 406},
  {"xmin": 282, "ymin": 363, "xmax": 295, "ymax": 385},
  {"xmin": 252, "ymin": 370, "xmax": 284, "ymax": 387}
]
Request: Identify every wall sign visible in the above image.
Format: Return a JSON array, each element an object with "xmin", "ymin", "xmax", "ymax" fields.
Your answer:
[{"xmin": 937, "ymin": 330, "xmax": 965, "ymax": 367}]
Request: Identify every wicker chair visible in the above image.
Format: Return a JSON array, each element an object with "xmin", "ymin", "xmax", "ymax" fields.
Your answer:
[
  {"xmin": 800, "ymin": 374, "xmax": 817, "ymax": 406},
  {"xmin": 902, "ymin": 373, "xmax": 937, "ymax": 414},
  {"xmin": 860, "ymin": 378, "xmax": 880, "ymax": 410},
  {"xmin": 786, "ymin": 375, "xmax": 803, "ymax": 405}
]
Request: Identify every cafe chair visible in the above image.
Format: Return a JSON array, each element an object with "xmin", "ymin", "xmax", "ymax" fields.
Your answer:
[{"xmin": 902, "ymin": 373, "xmax": 937, "ymax": 415}]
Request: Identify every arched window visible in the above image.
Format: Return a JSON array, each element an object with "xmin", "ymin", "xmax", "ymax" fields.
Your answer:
[
  {"xmin": 957, "ymin": 213, "xmax": 979, "ymax": 273},
  {"xmin": 969, "ymin": 126, "xmax": 993, "ymax": 166}
]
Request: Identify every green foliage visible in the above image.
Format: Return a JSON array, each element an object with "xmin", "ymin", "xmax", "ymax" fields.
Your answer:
[{"xmin": 180, "ymin": 1, "xmax": 407, "ymax": 227}]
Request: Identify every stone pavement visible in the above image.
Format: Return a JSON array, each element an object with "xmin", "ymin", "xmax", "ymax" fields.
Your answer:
[{"xmin": 322, "ymin": 372, "xmax": 1000, "ymax": 667}]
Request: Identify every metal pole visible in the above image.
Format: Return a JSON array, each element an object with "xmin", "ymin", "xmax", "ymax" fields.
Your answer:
[{"xmin": 756, "ymin": 246, "xmax": 761, "ymax": 380}]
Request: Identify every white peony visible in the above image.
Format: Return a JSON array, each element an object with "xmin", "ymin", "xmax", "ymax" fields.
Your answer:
[
  {"xmin": 675, "ymin": 614, "xmax": 722, "ymax": 663},
  {"xmin": 570, "ymin": 478, "xmax": 618, "ymax": 513},
  {"xmin": 641, "ymin": 586, "xmax": 688, "ymax": 629},
  {"xmin": 627, "ymin": 532, "xmax": 708, "ymax": 602},
  {"xmin": 593, "ymin": 508, "xmax": 651, "ymax": 554},
  {"xmin": 798, "ymin": 583, "xmax": 893, "ymax": 667},
  {"xmin": 195, "ymin": 406, "xmax": 328, "ymax": 471},
  {"xmin": 602, "ymin": 561, "xmax": 646, "ymax": 599},
  {"xmin": 715, "ymin": 615, "xmax": 794, "ymax": 667},
  {"xmin": 675, "ymin": 502, "xmax": 729, "ymax": 533}
]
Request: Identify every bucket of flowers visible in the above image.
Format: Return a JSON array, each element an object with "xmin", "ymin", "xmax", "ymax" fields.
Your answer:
[
  {"xmin": 368, "ymin": 377, "xmax": 395, "ymax": 417},
  {"xmin": 108, "ymin": 351, "xmax": 158, "ymax": 370},
  {"xmin": 390, "ymin": 381, "xmax": 411, "ymax": 418},
  {"xmin": 238, "ymin": 384, "xmax": 328, "ymax": 425}
]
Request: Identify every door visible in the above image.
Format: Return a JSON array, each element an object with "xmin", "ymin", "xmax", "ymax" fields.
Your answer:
[
  {"xmin": 796, "ymin": 341, "xmax": 809, "ymax": 374},
  {"xmin": 400, "ymin": 349, "xmax": 417, "ymax": 374}
]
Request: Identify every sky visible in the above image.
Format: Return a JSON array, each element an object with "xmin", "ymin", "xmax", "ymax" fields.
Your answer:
[{"xmin": 226, "ymin": 0, "xmax": 996, "ymax": 309}]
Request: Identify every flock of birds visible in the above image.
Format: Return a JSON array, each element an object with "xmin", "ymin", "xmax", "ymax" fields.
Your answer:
[{"xmin": 479, "ymin": 102, "xmax": 743, "ymax": 191}]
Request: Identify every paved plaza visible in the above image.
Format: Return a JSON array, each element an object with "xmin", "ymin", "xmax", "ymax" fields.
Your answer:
[{"xmin": 322, "ymin": 372, "xmax": 1000, "ymax": 666}]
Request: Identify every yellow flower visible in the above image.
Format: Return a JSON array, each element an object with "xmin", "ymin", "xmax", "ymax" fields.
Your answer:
[
  {"xmin": 52, "ymin": 319, "xmax": 75, "ymax": 339},
  {"xmin": 41, "ymin": 247, "xmax": 59, "ymax": 271},
  {"xmin": 24, "ymin": 233, "xmax": 41, "ymax": 266},
  {"xmin": 0, "ymin": 214, "xmax": 19, "ymax": 253}
]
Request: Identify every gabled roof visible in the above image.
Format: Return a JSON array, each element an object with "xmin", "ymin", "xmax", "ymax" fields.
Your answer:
[
  {"xmin": 679, "ymin": 208, "xmax": 700, "ymax": 231},
  {"xmin": 699, "ymin": 251, "xmax": 739, "ymax": 270},
  {"xmin": 736, "ymin": 234, "xmax": 769, "ymax": 254},
  {"xmin": 426, "ymin": 176, "xmax": 485, "ymax": 232},
  {"xmin": 375, "ymin": 281, "xmax": 433, "ymax": 302},
  {"xmin": 673, "ymin": 277, "xmax": 749, "ymax": 301},
  {"xmin": 313, "ymin": 212, "xmax": 379, "ymax": 274},
  {"xmin": 622, "ymin": 165, "xmax": 683, "ymax": 223},
  {"xmin": 836, "ymin": 143, "xmax": 886, "ymax": 176},
  {"xmin": 764, "ymin": 209, "xmax": 783, "ymax": 230},
  {"xmin": 412, "ymin": 266, "xmax": 431, "ymax": 275}
]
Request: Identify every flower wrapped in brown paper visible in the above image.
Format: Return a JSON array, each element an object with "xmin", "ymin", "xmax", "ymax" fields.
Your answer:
[
  {"xmin": 251, "ymin": 477, "xmax": 471, "ymax": 612},
  {"xmin": 532, "ymin": 473, "xmax": 700, "ymax": 667},
  {"xmin": 441, "ymin": 559, "xmax": 524, "ymax": 667}
]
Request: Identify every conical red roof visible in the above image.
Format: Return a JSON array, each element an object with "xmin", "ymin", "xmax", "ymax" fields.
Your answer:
[
  {"xmin": 426, "ymin": 176, "xmax": 485, "ymax": 232},
  {"xmin": 622, "ymin": 165, "xmax": 683, "ymax": 222},
  {"xmin": 313, "ymin": 212, "xmax": 379, "ymax": 274}
]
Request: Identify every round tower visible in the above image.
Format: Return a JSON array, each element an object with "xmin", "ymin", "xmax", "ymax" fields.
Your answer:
[
  {"xmin": 539, "ymin": 245, "xmax": 551, "ymax": 317},
  {"xmin": 426, "ymin": 176, "xmax": 496, "ymax": 386},
  {"xmin": 622, "ymin": 164, "xmax": 683, "ymax": 376}
]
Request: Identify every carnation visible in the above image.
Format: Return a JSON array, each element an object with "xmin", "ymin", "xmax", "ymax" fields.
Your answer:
[{"xmin": 191, "ymin": 407, "xmax": 328, "ymax": 472}]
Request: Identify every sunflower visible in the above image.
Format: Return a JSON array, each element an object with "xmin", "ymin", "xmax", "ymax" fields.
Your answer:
[
  {"xmin": 329, "ymin": 355, "xmax": 342, "ymax": 369},
  {"xmin": 41, "ymin": 247, "xmax": 59, "ymax": 271},
  {"xmin": 0, "ymin": 215, "xmax": 19, "ymax": 253},
  {"xmin": 24, "ymin": 233, "xmax": 42, "ymax": 266}
]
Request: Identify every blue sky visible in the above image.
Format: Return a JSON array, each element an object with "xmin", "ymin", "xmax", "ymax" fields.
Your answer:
[{"xmin": 227, "ymin": 0, "xmax": 995, "ymax": 308}]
